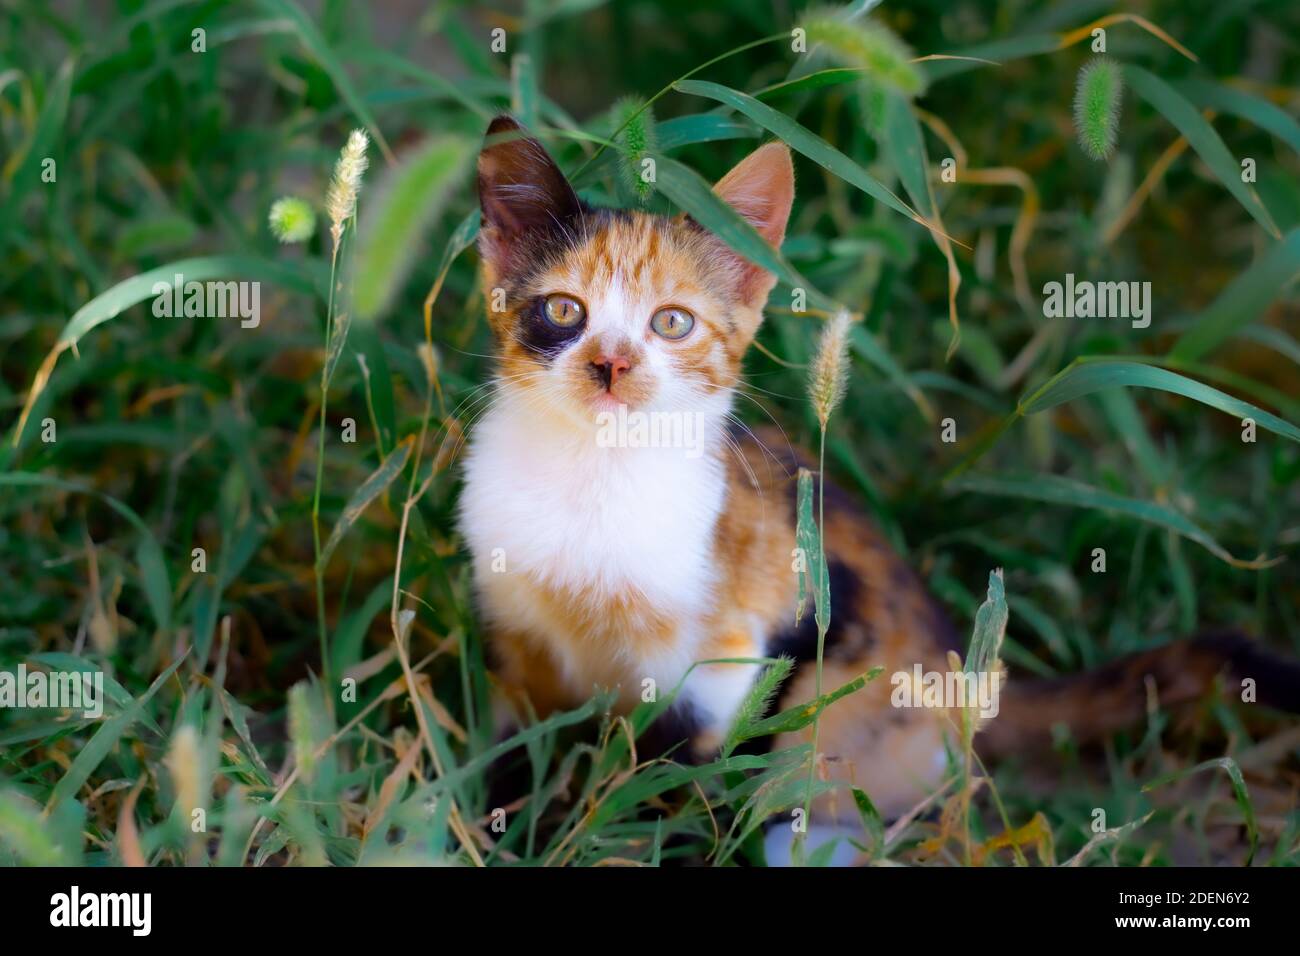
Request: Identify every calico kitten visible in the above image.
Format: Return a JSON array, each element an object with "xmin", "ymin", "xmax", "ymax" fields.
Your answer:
[{"xmin": 459, "ymin": 115, "xmax": 1300, "ymax": 825}]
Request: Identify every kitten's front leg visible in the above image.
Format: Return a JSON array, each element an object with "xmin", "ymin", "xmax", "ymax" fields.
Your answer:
[
  {"xmin": 485, "ymin": 626, "xmax": 571, "ymax": 730},
  {"xmin": 681, "ymin": 625, "xmax": 766, "ymax": 755},
  {"xmin": 482, "ymin": 626, "xmax": 572, "ymax": 815}
]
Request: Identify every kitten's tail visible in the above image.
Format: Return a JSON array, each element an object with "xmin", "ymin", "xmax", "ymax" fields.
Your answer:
[{"xmin": 979, "ymin": 628, "xmax": 1300, "ymax": 757}]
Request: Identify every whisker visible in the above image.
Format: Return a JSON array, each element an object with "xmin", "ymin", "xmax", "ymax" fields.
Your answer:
[{"xmin": 687, "ymin": 376, "xmax": 798, "ymax": 480}]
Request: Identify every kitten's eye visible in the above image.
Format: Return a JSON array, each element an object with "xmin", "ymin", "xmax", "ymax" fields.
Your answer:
[
  {"xmin": 544, "ymin": 293, "xmax": 586, "ymax": 328},
  {"xmin": 650, "ymin": 306, "xmax": 695, "ymax": 341}
]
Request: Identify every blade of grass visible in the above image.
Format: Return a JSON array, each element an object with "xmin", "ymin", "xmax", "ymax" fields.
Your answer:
[
  {"xmin": 510, "ymin": 53, "xmax": 539, "ymax": 130},
  {"xmin": 354, "ymin": 136, "xmax": 472, "ymax": 323},
  {"xmin": 571, "ymin": 32, "xmax": 788, "ymax": 180},
  {"xmin": 0, "ymin": 792, "xmax": 71, "ymax": 865},
  {"xmin": 44, "ymin": 652, "xmax": 189, "ymax": 814},
  {"xmin": 673, "ymin": 80, "xmax": 942, "ymax": 235},
  {"xmin": 652, "ymin": 155, "xmax": 837, "ymax": 311},
  {"xmin": 0, "ymin": 58, "xmax": 74, "ymax": 255},
  {"xmin": 1143, "ymin": 757, "xmax": 1257, "ymax": 864},
  {"xmin": 849, "ymin": 324, "xmax": 936, "ymax": 421},
  {"xmin": 655, "ymin": 113, "xmax": 759, "ymax": 150},
  {"xmin": 883, "ymin": 90, "xmax": 963, "ymax": 357},
  {"xmin": 740, "ymin": 670, "xmax": 878, "ymax": 741},
  {"xmin": 254, "ymin": 0, "xmax": 394, "ymax": 162},
  {"xmin": 1171, "ymin": 227, "xmax": 1300, "ymax": 362},
  {"xmin": 318, "ymin": 435, "xmax": 414, "ymax": 571},
  {"xmin": 942, "ymin": 354, "xmax": 1300, "ymax": 483},
  {"xmin": 1124, "ymin": 65, "xmax": 1280, "ymax": 238},
  {"xmin": 1020, "ymin": 358, "xmax": 1300, "ymax": 444},
  {"xmin": 950, "ymin": 472, "xmax": 1275, "ymax": 568},
  {"xmin": 754, "ymin": 67, "xmax": 877, "ymax": 101},
  {"xmin": 794, "ymin": 467, "xmax": 828, "ymax": 628},
  {"xmin": 1, "ymin": 473, "xmax": 171, "ymax": 631},
  {"xmin": 9, "ymin": 256, "xmax": 319, "ymax": 448},
  {"xmin": 1179, "ymin": 79, "xmax": 1300, "ymax": 157}
]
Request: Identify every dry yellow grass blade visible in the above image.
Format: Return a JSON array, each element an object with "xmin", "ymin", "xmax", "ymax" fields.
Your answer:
[
  {"xmin": 746, "ymin": 335, "xmax": 806, "ymax": 370},
  {"xmin": 342, "ymin": 646, "xmax": 397, "ymax": 685},
  {"xmin": 1102, "ymin": 130, "xmax": 1194, "ymax": 246},
  {"xmin": 238, "ymin": 655, "xmax": 420, "ymax": 864},
  {"xmin": 362, "ymin": 733, "xmax": 423, "ymax": 841},
  {"xmin": 10, "ymin": 345, "xmax": 61, "ymax": 448},
  {"xmin": 914, "ymin": 107, "xmax": 967, "ymax": 168},
  {"xmin": 909, "ymin": 54, "xmax": 1000, "ymax": 66},
  {"xmin": 960, "ymin": 168, "xmax": 1040, "ymax": 317},
  {"xmin": 543, "ymin": 718, "xmax": 642, "ymax": 867},
  {"xmin": 912, "ymin": 109, "xmax": 1043, "ymax": 360},
  {"xmin": 972, "ymin": 811, "xmax": 1055, "ymax": 865},
  {"xmin": 929, "ymin": 186, "xmax": 963, "ymax": 362},
  {"xmin": 1058, "ymin": 13, "xmax": 1198, "ymax": 62},
  {"xmin": 127, "ymin": 384, "xmax": 197, "ymax": 415},
  {"xmin": 882, "ymin": 773, "xmax": 958, "ymax": 855},
  {"xmin": 916, "ymin": 775, "xmax": 984, "ymax": 859},
  {"xmin": 917, "ymin": 108, "xmax": 1041, "ymax": 322},
  {"xmin": 412, "ymin": 672, "xmax": 468, "ymax": 744},
  {"xmin": 998, "ymin": 318, "xmax": 1060, "ymax": 390},
  {"xmin": 283, "ymin": 397, "xmax": 321, "ymax": 486},
  {"xmin": 390, "ymin": 598, "xmax": 484, "ymax": 866},
  {"xmin": 909, "ymin": 107, "xmax": 963, "ymax": 360},
  {"xmin": 898, "ymin": 111, "xmax": 964, "ymax": 359},
  {"xmin": 116, "ymin": 777, "xmax": 148, "ymax": 867},
  {"xmin": 82, "ymin": 531, "xmax": 117, "ymax": 654}
]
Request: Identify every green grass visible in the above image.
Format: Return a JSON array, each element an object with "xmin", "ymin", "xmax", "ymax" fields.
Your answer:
[{"xmin": 1, "ymin": 0, "xmax": 1299, "ymax": 867}]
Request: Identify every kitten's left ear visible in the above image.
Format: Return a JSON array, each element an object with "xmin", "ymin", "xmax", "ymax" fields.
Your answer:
[{"xmin": 709, "ymin": 142, "xmax": 795, "ymax": 306}]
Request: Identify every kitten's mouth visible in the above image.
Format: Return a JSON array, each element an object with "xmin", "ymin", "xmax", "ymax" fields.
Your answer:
[{"xmin": 590, "ymin": 389, "xmax": 630, "ymax": 412}]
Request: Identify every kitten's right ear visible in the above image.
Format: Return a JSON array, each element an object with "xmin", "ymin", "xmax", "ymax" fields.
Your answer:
[{"xmin": 477, "ymin": 115, "xmax": 582, "ymax": 274}]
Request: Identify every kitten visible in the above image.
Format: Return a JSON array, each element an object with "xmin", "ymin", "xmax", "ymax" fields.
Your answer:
[{"xmin": 459, "ymin": 116, "xmax": 1300, "ymax": 825}]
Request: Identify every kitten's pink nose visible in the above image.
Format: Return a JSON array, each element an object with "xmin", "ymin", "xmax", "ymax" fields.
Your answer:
[{"xmin": 592, "ymin": 355, "xmax": 632, "ymax": 389}]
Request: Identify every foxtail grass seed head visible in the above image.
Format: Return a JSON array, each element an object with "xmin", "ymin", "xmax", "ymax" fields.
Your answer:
[
  {"xmin": 327, "ymin": 128, "xmax": 371, "ymax": 248},
  {"xmin": 612, "ymin": 96, "xmax": 658, "ymax": 203},
  {"xmin": 288, "ymin": 682, "xmax": 316, "ymax": 783},
  {"xmin": 165, "ymin": 724, "xmax": 203, "ymax": 819},
  {"xmin": 268, "ymin": 196, "xmax": 317, "ymax": 243},
  {"xmin": 810, "ymin": 310, "xmax": 852, "ymax": 429},
  {"xmin": 1074, "ymin": 58, "xmax": 1123, "ymax": 160},
  {"xmin": 800, "ymin": 9, "xmax": 924, "ymax": 97},
  {"xmin": 858, "ymin": 81, "xmax": 888, "ymax": 137}
]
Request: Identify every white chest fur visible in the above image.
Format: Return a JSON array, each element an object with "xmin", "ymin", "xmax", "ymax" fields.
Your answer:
[{"xmin": 459, "ymin": 390, "xmax": 730, "ymax": 690}]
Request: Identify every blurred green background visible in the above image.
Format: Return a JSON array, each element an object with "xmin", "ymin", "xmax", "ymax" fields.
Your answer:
[{"xmin": 1, "ymin": 0, "xmax": 1298, "ymax": 866}]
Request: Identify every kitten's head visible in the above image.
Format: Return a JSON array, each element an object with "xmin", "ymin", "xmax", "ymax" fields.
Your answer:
[{"xmin": 476, "ymin": 115, "xmax": 793, "ymax": 427}]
